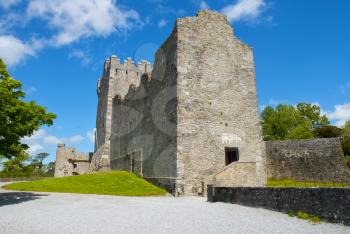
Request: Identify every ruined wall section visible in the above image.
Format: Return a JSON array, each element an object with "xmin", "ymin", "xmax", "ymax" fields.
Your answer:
[
  {"xmin": 266, "ymin": 138, "xmax": 350, "ymax": 182},
  {"xmin": 109, "ymin": 30, "xmax": 178, "ymax": 192},
  {"xmin": 54, "ymin": 143, "xmax": 91, "ymax": 177},
  {"xmin": 175, "ymin": 11, "xmax": 266, "ymax": 194}
]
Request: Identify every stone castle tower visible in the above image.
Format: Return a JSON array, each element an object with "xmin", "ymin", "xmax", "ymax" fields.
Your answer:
[
  {"xmin": 90, "ymin": 56, "xmax": 153, "ymax": 171},
  {"xmin": 89, "ymin": 10, "xmax": 266, "ymax": 195}
]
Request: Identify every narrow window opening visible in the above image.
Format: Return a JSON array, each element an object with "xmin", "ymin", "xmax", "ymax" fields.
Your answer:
[
  {"xmin": 131, "ymin": 156, "xmax": 135, "ymax": 173},
  {"xmin": 116, "ymin": 69, "xmax": 118, "ymax": 74},
  {"xmin": 126, "ymin": 70, "xmax": 128, "ymax": 75},
  {"xmin": 225, "ymin": 147, "xmax": 239, "ymax": 165}
]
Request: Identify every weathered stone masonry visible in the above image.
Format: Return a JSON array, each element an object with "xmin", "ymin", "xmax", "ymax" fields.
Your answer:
[
  {"xmin": 90, "ymin": 10, "xmax": 267, "ymax": 195},
  {"xmin": 54, "ymin": 143, "xmax": 92, "ymax": 177},
  {"xmin": 266, "ymin": 138, "xmax": 350, "ymax": 183},
  {"xmin": 54, "ymin": 10, "xmax": 350, "ymax": 194},
  {"xmin": 207, "ymin": 186, "xmax": 350, "ymax": 226}
]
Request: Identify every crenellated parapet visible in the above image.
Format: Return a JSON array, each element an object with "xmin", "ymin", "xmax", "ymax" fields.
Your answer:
[{"xmin": 102, "ymin": 55, "xmax": 153, "ymax": 81}]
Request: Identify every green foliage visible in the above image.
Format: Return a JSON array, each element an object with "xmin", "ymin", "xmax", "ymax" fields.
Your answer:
[
  {"xmin": 46, "ymin": 161, "xmax": 55, "ymax": 176},
  {"xmin": 2, "ymin": 171, "xmax": 167, "ymax": 196},
  {"xmin": 2, "ymin": 152, "xmax": 30, "ymax": 173},
  {"xmin": 288, "ymin": 211, "xmax": 321, "ymax": 224},
  {"xmin": 261, "ymin": 104, "xmax": 315, "ymax": 140},
  {"xmin": 342, "ymin": 120, "xmax": 350, "ymax": 156},
  {"xmin": 261, "ymin": 103, "xmax": 331, "ymax": 141},
  {"xmin": 297, "ymin": 211, "xmax": 320, "ymax": 224},
  {"xmin": 296, "ymin": 103, "xmax": 329, "ymax": 129},
  {"xmin": 267, "ymin": 178, "xmax": 350, "ymax": 188},
  {"xmin": 345, "ymin": 156, "xmax": 350, "ymax": 169},
  {"xmin": 0, "ymin": 151, "xmax": 53, "ymax": 178},
  {"xmin": 0, "ymin": 58, "xmax": 56, "ymax": 159},
  {"xmin": 31, "ymin": 152, "xmax": 49, "ymax": 170},
  {"xmin": 314, "ymin": 125, "xmax": 343, "ymax": 138}
]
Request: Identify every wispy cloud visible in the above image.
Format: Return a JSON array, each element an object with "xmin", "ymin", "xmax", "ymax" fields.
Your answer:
[
  {"xmin": 0, "ymin": 0, "xmax": 21, "ymax": 10},
  {"xmin": 200, "ymin": 1, "xmax": 210, "ymax": 10},
  {"xmin": 25, "ymin": 86, "xmax": 37, "ymax": 95},
  {"xmin": 155, "ymin": 5, "xmax": 186, "ymax": 15},
  {"xmin": 221, "ymin": 0, "xmax": 266, "ymax": 22},
  {"xmin": 69, "ymin": 49, "xmax": 92, "ymax": 66},
  {"xmin": 325, "ymin": 103, "xmax": 350, "ymax": 127},
  {"xmin": 22, "ymin": 129, "xmax": 85, "ymax": 154},
  {"xmin": 26, "ymin": 0, "xmax": 141, "ymax": 47},
  {"xmin": 158, "ymin": 19, "xmax": 167, "ymax": 28},
  {"xmin": 340, "ymin": 81, "xmax": 350, "ymax": 94},
  {"xmin": 86, "ymin": 128, "xmax": 96, "ymax": 143},
  {"xmin": 0, "ymin": 0, "xmax": 141, "ymax": 66}
]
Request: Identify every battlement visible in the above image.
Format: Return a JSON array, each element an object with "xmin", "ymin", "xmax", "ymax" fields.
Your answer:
[{"xmin": 103, "ymin": 55, "xmax": 153, "ymax": 78}]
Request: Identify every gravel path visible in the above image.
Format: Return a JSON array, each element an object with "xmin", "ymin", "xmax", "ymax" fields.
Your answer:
[{"xmin": 0, "ymin": 183, "xmax": 349, "ymax": 234}]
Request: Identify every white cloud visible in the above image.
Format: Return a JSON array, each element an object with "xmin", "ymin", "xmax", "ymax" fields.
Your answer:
[
  {"xmin": 326, "ymin": 103, "xmax": 350, "ymax": 127},
  {"xmin": 0, "ymin": 0, "xmax": 21, "ymax": 9},
  {"xmin": 221, "ymin": 0, "xmax": 265, "ymax": 22},
  {"xmin": 0, "ymin": 35, "xmax": 36, "ymax": 66},
  {"xmin": 200, "ymin": 1, "xmax": 210, "ymax": 10},
  {"xmin": 27, "ymin": 144, "xmax": 44, "ymax": 154},
  {"xmin": 25, "ymin": 86, "xmax": 37, "ymax": 95},
  {"xmin": 69, "ymin": 49, "xmax": 92, "ymax": 66},
  {"xmin": 26, "ymin": 0, "xmax": 141, "ymax": 46},
  {"xmin": 86, "ymin": 128, "xmax": 96, "ymax": 143},
  {"xmin": 158, "ymin": 19, "xmax": 167, "ymax": 28},
  {"xmin": 22, "ymin": 129, "xmax": 86, "ymax": 155},
  {"xmin": 68, "ymin": 135, "xmax": 85, "ymax": 144},
  {"xmin": 340, "ymin": 81, "xmax": 350, "ymax": 94}
]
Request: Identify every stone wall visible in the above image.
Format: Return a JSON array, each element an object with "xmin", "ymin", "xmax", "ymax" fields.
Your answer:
[
  {"xmin": 266, "ymin": 138, "xmax": 350, "ymax": 182},
  {"xmin": 109, "ymin": 28, "xmax": 178, "ymax": 193},
  {"xmin": 90, "ymin": 10, "xmax": 266, "ymax": 195},
  {"xmin": 175, "ymin": 11, "xmax": 266, "ymax": 194},
  {"xmin": 207, "ymin": 186, "xmax": 350, "ymax": 226}
]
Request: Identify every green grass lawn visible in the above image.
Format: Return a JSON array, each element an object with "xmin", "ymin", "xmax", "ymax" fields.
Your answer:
[
  {"xmin": 2, "ymin": 171, "xmax": 167, "ymax": 196},
  {"xmin": 267, "ymin": 178, "xmax": 350, "ymax": 188}
]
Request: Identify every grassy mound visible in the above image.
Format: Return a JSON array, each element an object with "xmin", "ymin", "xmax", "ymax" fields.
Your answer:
[{"xmin": 2, "ymin": 171, "xmax": 167, "ymax": 196}]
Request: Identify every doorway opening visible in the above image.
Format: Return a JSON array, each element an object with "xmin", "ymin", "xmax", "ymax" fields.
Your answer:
[{"xmin": 225, "ymin": 147, "xmax": 239, "ymax": 165}]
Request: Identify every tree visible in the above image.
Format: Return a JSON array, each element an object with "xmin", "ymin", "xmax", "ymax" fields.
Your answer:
[
  {"xmin": 261, "ymin": 104, "xmax": 314, "ymax": 140},
  {"xmin": 46, "ymin": 161, "xmax": 55, "ymax": 176},
  {"xmin": 0, "ymin": 58, "xmax": 56, "ymax": 159},
  {"xmin": 342, "ymin": 120, "xmax": 350, "ymax": 156},
  {"xmin": 2, "ymin": 152, "xmax": 30, "ymax": 173},
  {"xmin": 296, "ymin": 103, "xmax": 329, "ymax": 129},
  {"xmin": 314, "ymin": 125, "xmax": 343, "ymax": 138},
  {"xmin": 32, "ymin": 152, "xmax": 49, "ymax": 170}
]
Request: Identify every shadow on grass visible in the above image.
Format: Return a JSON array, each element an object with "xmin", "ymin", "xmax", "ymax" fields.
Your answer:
[{"xmin": 0, "ymin": 192, "xmax": 48, "ymax": 207}]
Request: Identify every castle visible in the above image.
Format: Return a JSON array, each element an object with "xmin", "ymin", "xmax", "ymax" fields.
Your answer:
[{"xmin": 55, "ymin": 11, "xmax": 350, "ymax": 195}]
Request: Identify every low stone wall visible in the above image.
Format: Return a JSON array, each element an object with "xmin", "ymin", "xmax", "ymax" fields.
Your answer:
[
  {"xmin": 265, "ymin": 138, "xmax": 350, "ymax": 183},
  {"xmin": 207, "ymin": 186, "xmax": 350, "ymax": 226}
]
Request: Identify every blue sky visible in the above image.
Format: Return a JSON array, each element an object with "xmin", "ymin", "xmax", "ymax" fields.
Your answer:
[{"xmin": 0, "ymin": 0, "xmax": 349, "ymax": 164}]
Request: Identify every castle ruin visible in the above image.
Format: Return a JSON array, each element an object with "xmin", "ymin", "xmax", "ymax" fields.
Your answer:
[
  {"xmin": 89, "ymin": 10, "xmax": 266, "ymax": 195},
  {"xmin": 55, "ymin": 10, "xmax": 350, "ymax": 195}
]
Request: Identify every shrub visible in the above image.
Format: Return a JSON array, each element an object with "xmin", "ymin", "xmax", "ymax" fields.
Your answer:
[
  {"xmin": 288, "ymin": 211, "xmax": 321, "ymax": 224},
  {"xmin": 345, "ymin": 156, "xmax": 350, "ymax": 169}
]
